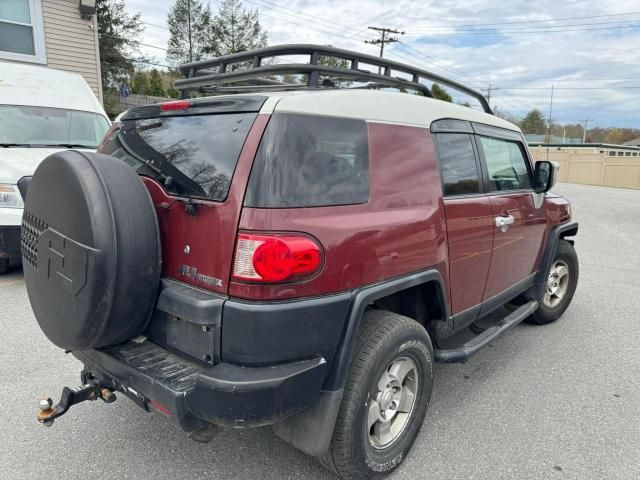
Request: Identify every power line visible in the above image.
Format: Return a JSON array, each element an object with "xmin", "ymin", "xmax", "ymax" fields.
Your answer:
[
  {"xmin": 99, "ymin": 33, "xmax": 168, "ymax": 52},
  {"xmin": 142, "ymin": 20, "xmax": 169, "ymax": 31},
  {"xmin": 386, "ymin": 46, "xmax": 531, "ymax": 117},
  {"xmin": 404, "ymin": 23, "xmax": 640, "ymax": 35},
  {"xmin": 102, "ymin": 58, "xmax": 172, "ymax": 69},
  {"xmin": 244, "ymin": 0, "xmax": 367, "ymax": 39},
  {"xmin": 485, "ymin": 86, "xmax": 640, "ymax": 90},
  {"xmin": 247, "ymin": 0, "xmax": 362, "ymax": 34},
  {"xmin": 405, "ymin": 10, "xmax": 640, "ymax": 29},
  {"xmin": 495, "ymin": 78, "xmax": 640, "ymax": 84},
  {"xmin": 396, "ymin": 42, "xmax": 489, "ymax": 86},
  {"xmin": 252, "ymin": 8, "xmax": 356, "ymax": 39},
  {"xmin": 393, "ymin": 42, "xmax": 540, "ymax": 113},
  {"xmin": 405, "ymin": 18, "xmax": 640, "ymax": 33}
]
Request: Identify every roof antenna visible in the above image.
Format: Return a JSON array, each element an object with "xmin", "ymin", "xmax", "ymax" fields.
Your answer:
[{"xmin": 546, "ymin": 84, "xmax": 554, "ymax": 161}]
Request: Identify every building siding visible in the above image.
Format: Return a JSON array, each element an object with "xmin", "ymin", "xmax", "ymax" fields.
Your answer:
[{"xmin": 41, "ymin": 0, "xmax": 102, "ymax": 102}]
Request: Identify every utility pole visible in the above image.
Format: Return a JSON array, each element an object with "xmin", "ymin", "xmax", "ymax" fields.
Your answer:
[
  {"xmin": 364, "ymin": 27, "xmax": 404, "ymax": 72},
  {"xmin": 481, "ymin": 84, "xmax": 499, "ymax": 105},
  {"xmin": 581, "ymin": 118, "xmax": 593, "ymax": 143}
]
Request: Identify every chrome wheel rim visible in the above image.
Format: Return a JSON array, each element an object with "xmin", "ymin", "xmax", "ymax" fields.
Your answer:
[
  {"xmin": 544, "ymin": 260, "xmax": 570, "ymax": 308},
  {"xmin": 368, "ymin": 355, "xmax": 418, "ymax": 449}
]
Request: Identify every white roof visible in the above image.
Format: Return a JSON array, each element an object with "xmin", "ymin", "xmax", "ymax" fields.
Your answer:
[
  {"xmin": 0, "ymin": 61, "xmax": 107, "ymax": 117},
  {"xmin": 259, "ymin": 89, "xmax": 520, "ymax": 132}
]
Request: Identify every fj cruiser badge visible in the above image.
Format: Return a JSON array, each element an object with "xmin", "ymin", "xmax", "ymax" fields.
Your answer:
[{"xmin": 178, "ymin": 265, "xmax": 223, "ymax": 288}]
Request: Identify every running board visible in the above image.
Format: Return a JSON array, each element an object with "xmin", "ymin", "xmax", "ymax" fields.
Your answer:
[{"xmin": 434, "ymin": 300, "xmax": 539, "ymax": 363}]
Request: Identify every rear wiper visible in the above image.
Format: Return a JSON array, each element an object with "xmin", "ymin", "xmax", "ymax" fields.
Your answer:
[
  {"xmin": 0, "ymin": 143, "xmax": 33, "ymax": 147},
  {"xmin": 45, "ymin": 143, "xmax": 96, "ymax": 149}
]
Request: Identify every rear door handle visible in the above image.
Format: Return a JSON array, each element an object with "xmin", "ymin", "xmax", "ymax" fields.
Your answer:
[{"xmin": 495, "ymin": 215, "xmax": 515, "ymax": 231}]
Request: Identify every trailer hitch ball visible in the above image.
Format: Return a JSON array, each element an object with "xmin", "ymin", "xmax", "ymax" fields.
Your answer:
[{"xmin": 38, "ymin": 398, "xmax": 55, "ymax": 427}]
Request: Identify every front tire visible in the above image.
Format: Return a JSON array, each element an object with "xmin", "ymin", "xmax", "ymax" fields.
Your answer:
[
  {"xmin": 0, "ymin": 258, "xmax": 9, "ymax": 275},
  {"xmin": 318, "ymin": 310, "xmax": 433, "ymax": 479},
  {"xmin": 527, "ymin": 239, "xmax": 579, "ymax": 325}
]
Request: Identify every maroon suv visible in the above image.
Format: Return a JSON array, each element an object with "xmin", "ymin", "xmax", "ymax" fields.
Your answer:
[{"xmin": 24, "ymin": 46, "xmax": 578, "ymax": 479}]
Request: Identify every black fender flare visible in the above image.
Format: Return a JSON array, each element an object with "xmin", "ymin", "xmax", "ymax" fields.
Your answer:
[
  {"xmin": 272, "ymin": 268, "xmax": 447, "ymax": 456},
  {"xmin": 323, "ymin": 268, "xmax": 447, "ymax": 391},
  {"xmin": 533, "ymin": 221, "xmax": 579, "ymax": 299}
]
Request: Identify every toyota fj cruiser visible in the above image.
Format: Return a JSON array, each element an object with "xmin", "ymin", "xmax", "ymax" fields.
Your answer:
[{"xmin": 24, "ymin": 45, "xmax": 578, "ymax": 480}]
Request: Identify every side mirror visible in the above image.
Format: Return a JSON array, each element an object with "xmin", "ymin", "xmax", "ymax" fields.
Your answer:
[{"xmin": 533, "ymin": 161, "xmax": 559, "ymax": 193}]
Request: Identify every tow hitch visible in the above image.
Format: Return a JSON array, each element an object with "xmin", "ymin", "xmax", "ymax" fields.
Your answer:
[{"xmin": 37, "ymin": 384, "xmax": 117, "ymax": 426}]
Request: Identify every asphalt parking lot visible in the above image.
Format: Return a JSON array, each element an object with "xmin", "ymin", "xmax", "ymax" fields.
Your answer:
[{"xmin": 1, "ymin": 182, "xmax": 639, "ymax": 479}]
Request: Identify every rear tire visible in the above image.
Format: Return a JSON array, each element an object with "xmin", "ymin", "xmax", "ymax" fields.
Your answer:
[
  {"xmin": 0, "ymin": 258, "xmax": 8, "ymax": 275},
  {"xmin": 318, "ymin": 309, "xmax": 433, "ymax": 479},
  {"xmin": 527, "ymin": 240, "xmax": 578, "ymax": 325}
]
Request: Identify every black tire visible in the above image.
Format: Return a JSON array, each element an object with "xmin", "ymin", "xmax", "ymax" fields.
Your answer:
[
  {"xmin": 527, "ymin": 240, "xmax": 578, "ymax": 325},
  {"xmin": 318, "ymin": 309, "xmax": 433, "ymax": 479},
  {"xmin": 0, "ymin": 258, "xmax": 8, "ymax": 275}
]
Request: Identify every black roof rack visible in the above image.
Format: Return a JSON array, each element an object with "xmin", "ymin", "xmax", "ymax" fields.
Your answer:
[{"xmin": 175, "ymin": 44, "xmax": 493, "ymax": 114}]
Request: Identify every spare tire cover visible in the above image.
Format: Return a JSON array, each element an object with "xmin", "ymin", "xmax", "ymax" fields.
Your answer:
[{"xmin": 22, "ymin": 151, "xmax": 161, "ymax": 350}]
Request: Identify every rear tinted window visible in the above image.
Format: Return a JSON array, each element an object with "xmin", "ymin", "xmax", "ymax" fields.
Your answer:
[
  {"xmin": 244, "ymin": 113, "xmax": 369, "ymax": 208},
  {"xmin": 100, "ymin": 113, "xmax": 257, "ymax": 201}
]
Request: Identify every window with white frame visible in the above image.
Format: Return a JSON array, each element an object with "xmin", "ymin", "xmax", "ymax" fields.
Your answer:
[{"xmin": 0, "ymin": 0, "xmax": 46, "ymax": 63}]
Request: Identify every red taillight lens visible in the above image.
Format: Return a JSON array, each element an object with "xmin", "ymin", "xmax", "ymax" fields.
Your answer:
[
  {"xmin": 233, "ymin": 233, "xmax": 323, "ymax": 283},
  {"xmin": 160, "ymin": 100, "xmax": 190, "ymax": 111},
  {"xmin": 97, "ymin": 122, "xmax": 120, "ymax": 153}
]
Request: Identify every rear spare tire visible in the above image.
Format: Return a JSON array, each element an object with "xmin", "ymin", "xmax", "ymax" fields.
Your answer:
[{"xmin": 21, "ymin": 151, "xmax": 161, "ymax": 350}]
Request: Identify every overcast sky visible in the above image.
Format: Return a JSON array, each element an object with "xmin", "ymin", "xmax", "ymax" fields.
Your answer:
[{"xmin": 127, "ymin": 0, "xmax": 640, "ymax": 128}]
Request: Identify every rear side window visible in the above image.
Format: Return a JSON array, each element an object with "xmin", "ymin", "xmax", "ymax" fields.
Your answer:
[
  {"xmin": 435, "ymin": 133, "xmax": 481, "ymax": 196},
  {"xmin": 244, "ymin": 113, "xmax": 369, "ymax": 208},
  {"xmin": 478, "ymin": 136, "xmax": 532, "ymax": 191},
  {"xmin": 100, "ymin": 113, "xmax": 257, "ymax": 201}
]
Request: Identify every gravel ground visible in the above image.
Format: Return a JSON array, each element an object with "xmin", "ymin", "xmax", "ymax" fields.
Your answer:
[{"xmin": 1, "ymin": 182, "xmax": 639, "ymax": 479}]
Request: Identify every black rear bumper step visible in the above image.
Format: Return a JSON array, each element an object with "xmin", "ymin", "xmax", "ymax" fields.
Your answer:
[
  {"xmin": 108, "ymin": 340, "xmax": 200, "ymax": 391},
  {"xmin": 74, "ymin": 340, "xmax": 328, "ymax": 432},
  {"xmin": 434, "ymin": 300, "xmax": 539, "ymax": 363}
]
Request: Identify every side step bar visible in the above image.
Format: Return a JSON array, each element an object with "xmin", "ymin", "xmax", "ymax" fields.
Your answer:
[{"xmin": 434, "ymin": 300, "xmax": 539, "ymax": 363}]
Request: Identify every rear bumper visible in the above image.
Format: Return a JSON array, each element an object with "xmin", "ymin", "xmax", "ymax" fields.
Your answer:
[
  {"xmin": 74, "ymin": 341, "xmax": 328, "ymax": 433},
  {"xmin": 0, "ymin": 225, "xmax": 21, "ymax": 259}
]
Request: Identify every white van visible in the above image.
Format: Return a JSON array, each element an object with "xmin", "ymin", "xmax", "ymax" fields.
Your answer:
[{"xmin": 0, "ymin": 62, "xmax": 110, "ymax": 274}]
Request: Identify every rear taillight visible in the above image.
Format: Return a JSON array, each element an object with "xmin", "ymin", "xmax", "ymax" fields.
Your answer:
[
  {"xmin": 97, "ymin": 122, "xmax": 120, "ymax": 153},
  {"xmin": 232, "ymin": 233, "xmax": 323, "ymax": 283}
]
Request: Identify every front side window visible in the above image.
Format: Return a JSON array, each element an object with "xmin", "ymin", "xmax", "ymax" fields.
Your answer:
[
  {"xmin": 0, "ymin": 0, "xmax": 45, "ymax": 62},
  {"xmin": 244, "ymin": 113, "xmax": 370, "ymax": 208},
  {"xmin": 0, "ymin": 105, "xmax": 109, "ymax": 148},
  {"xmin": 435, "ymin": 133, "xmax": 481, "ymax": 196},
  {"xmin": 478, "ymin": 136, "xmax": 532, "ymax": 192}
]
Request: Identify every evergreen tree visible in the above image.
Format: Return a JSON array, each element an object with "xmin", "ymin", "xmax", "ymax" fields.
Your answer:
[
  {"xmin": 431, "ymin": 84, "xmax": 452, "ymax": 102},
  {"xmin": 519, "ymin": 109, "xmax": 547, "ymax": 135},
  {"xmin": 130, "ymin": 70, "xmax": 149, "ymax": 94},
  {"xmin": 209, "ymin": 0, "xmax": 267, "ymax": 56},
  {"xmin": 167, "ymin": 0, "xmax": 212, "ymax": 65},
  {"xmin": 148, "ymin": 69, "xmax": 166, "ymax": 96},
  {"xmin": 96, "ymin": 0, "xmax": 144, "ymax": 88}
]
